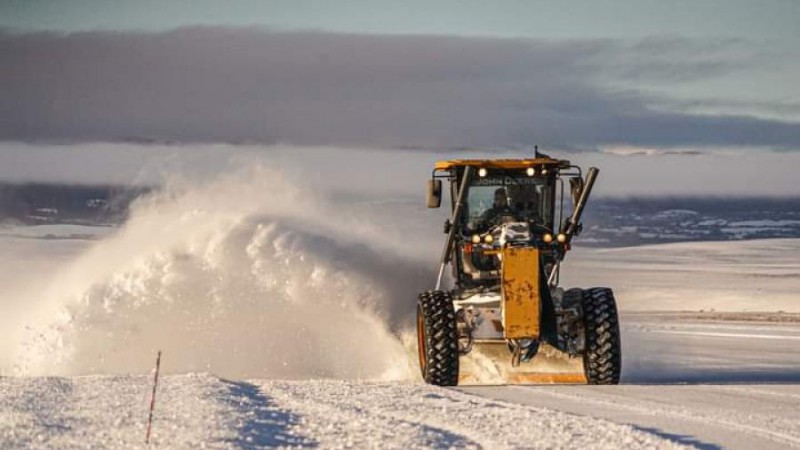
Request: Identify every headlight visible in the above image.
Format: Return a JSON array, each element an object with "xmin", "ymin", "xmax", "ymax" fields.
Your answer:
[
  {"xmin": 526, "ymin": 167, "xmax": 535, "ymax": 176},
  {"xmin": 471, "ymin": 234, "xmax": 481, "ymax": 244},
  {"xmin": 556, "ymin": 233, "xmax": 567, "ymax": 243},
  {"xmin": 478, "ymin": 167, "xmax": 488, "ymax": 177},
  {"xmin": 543, "ymin": 233, "xmax": 553, "ymax": 243},
  {"xmin": 484, "ymin": 234, "xmax": 494, "ymax": 244}
]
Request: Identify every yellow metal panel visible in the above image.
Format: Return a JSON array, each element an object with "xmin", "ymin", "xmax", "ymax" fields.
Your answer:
[
  {"xmin": 501, "ymin": 247, "xmax": 540, "ymax": 339},
  {"xmin": 434, "ymin": 158, "xmax": 569, "ymax": 171}
]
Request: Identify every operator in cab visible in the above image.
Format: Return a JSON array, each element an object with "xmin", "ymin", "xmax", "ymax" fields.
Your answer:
[{"xmin": 479, "ymin": 187, "xmax": 518, "ymax": 229}]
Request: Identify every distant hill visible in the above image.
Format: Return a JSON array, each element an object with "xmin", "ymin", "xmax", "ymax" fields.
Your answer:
[
  {"xmin": 579, "ymin": 197, "xmax": 800, "ymax": 247},
  {"xmin": 0, "ymin": 183, "xmax": 151, "ymax": 226}
]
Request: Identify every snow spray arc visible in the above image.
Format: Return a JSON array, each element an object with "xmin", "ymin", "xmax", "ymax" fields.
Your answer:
[{"xmin": 10, "ymin": 166, "xmax": 426, "ymax": 379}]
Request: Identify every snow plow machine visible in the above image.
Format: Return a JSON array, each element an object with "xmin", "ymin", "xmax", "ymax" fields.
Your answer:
[{"xmin": 417, "ymin": 153, "xmax": 621, "ymax": 386}]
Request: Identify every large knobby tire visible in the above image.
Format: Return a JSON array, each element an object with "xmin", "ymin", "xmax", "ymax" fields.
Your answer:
[
  {"xmin": 581, "ymin": 287, "xmax": 622, "ymax": 385},
  {"xmin": 417, "ymin": 290, "xmax": 459, "ymax": 386}
]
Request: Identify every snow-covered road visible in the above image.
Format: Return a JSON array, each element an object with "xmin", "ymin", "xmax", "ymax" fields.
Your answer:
[
  {"xmin": 621, "ymin": 313, "xmax": 800, "ymax": 384},
  {"xmin": 463, "ymin": 314, "xmax": 800, "ymax": 450},
  {"xmin": 3, "ymin": 315, "xmax": 799, "ymax": 449},
  {"xmin": 465, "ymin": 383, "xmax": 800, "ymax": 450},
  {"xmin": 0, "ymin": 375, "xmax": 681, "ymax": 449}
]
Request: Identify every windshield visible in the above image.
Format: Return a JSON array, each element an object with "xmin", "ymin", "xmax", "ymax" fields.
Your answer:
[{"xmin": 463, "ymin": 173, "xmax": 552, "ymax": 232}]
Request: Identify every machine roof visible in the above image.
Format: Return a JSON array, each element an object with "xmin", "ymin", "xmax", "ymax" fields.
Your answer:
[{"xmin": 434, "ymin": 158, "xmax": 570, "ymax": 171}]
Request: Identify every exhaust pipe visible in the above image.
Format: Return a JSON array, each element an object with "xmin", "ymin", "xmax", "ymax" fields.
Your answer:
[{"xmin": 561, "ymin": 167, "xmax": 598, "ymax": 240}]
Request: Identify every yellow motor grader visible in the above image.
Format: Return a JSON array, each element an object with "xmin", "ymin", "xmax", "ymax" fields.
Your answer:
[{"xmin": 417, "ymin": 153, "xmax": 621, "ymax": 385}]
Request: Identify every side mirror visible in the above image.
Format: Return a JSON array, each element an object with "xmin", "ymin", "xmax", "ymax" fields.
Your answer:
[
  {"xmin": 427, "ymin": 179, "xmax": 442, "ymax": 208},
  {"xmin": 569, "ymin": 176, "xmax": 584, "ymax": 207}
]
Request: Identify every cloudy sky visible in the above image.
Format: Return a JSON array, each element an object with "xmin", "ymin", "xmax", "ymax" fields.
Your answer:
[{"xmin": 1, "ymin": 0, "xmax": 798, "ymax": 152}]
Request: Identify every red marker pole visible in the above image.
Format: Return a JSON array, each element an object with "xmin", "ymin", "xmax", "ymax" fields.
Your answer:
[{"xmin": 145, "ymin": 351, "xmax": 162, "ymax": 445}]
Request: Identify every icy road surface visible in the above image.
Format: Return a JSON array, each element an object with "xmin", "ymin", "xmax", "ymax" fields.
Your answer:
[{"xmin": 462, "ymin": 314, "xmax": 800, "ymax": 450}]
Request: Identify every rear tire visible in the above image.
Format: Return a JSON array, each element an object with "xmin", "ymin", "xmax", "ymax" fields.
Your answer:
[
  {"xmin": 581, "ymin": 287, "xmax": 621, "ymax": 385},
  {"xmin": 417, "ymin": 290, "xmax": 459, "ymax": 386}
]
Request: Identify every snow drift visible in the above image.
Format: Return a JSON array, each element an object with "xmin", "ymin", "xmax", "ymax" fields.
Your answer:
[{"xmin": 7, "ymin": 165, "xmax": 431, "ymax": 379}]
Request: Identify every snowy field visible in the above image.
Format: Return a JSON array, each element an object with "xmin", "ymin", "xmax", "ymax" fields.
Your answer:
[{"xmin": 1, "ymin": 184, "xmax": 799, "ymax": 448}]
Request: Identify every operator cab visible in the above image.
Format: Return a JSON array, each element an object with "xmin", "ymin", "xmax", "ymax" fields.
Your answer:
[
  {"xmin": 428, "ymin": 158, "xmax": 580, "ymax": 294},
  {"xmin": 456, "ymin": 165, "xmax": 556, "ymax": 289}
]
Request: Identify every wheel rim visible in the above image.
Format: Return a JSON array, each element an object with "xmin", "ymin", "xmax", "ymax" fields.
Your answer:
[{"xmin": 416, "ymin": 307, "xmax": 427, "ymax": 374}]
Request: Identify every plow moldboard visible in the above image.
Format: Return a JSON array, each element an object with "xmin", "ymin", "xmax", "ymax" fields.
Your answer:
[{"xmin": 458, "ymin": 341, "xmax": 587, "ymax": 385}]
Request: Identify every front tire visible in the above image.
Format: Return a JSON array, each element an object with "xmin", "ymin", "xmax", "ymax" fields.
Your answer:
[
  {"xmin": 417, "ymin": 290, "xmax": 459, "ymax": 386},
  {"xmin": 581, "ymin": 287, "xmax": 622, "ymax": 385}
]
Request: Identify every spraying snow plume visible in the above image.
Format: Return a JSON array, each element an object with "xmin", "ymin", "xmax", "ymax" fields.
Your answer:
[{"xmin": 8, "ymin": 165, "xmax": 431, "ymax": 379}]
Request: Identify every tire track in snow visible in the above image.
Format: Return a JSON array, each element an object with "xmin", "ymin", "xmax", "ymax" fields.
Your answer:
[
  {"xmin": 711, "ymin": 385, "xmax": 800, "ymax": 402},
  {"xmin": 469, "ymin": 385, "xmax": 800, "ymax": 450},
  {"xmin": 0, "ymin": 374, "xmax": 313, "ymax": 449},
  {"xmin": 647, "ymin": 330, "xmax": 800, "ymax": 341},
  {"xmin": 255, "ymin": 380, "xmax": 684, "ymax": 449},
  {"xmin": 218, "ymin": 379, "xmax": 315, "ymax": 448},
  {"xmin": 254, "ymin": 381, "xmax": 484, "ymax": 449}
]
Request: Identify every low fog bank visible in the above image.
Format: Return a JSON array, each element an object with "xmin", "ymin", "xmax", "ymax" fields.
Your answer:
[{"xmin": 1, "ymin": 141, "xmax": 799, "ymax": 197}]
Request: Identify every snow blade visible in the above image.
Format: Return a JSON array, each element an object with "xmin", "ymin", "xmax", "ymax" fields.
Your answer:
[{"xmin": 458, "ymin": 341, "xmax": 587, "ymax": 385}]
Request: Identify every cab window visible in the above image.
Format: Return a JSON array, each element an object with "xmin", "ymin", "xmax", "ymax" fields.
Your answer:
[{"xmin": 463, "ymin": 173, "xmax": 551, "ymax": 232}]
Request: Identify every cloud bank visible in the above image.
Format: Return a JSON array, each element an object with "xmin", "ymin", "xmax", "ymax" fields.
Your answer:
[{"xmin": 1, "ymin": 28, "xmax": 798, "ymax": 150}]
